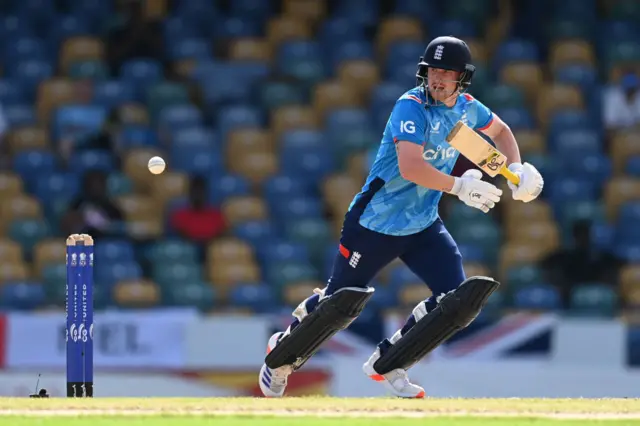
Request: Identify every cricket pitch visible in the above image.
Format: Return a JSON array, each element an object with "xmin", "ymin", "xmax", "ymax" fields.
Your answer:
[{"xmin": 0, "ymin": 397, "xmax": 639, "ymax": 425}]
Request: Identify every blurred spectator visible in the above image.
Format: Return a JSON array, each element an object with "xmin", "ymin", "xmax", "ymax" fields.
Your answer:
[
  {"xmin": 170, "ymin": 176, "xmax": 227, "ymax": 243},
  {"xmin": 106, "ymin": 0, "xmax": 165, "ymax": 75},
  {"xmin": 603, "ymin": 72, "xmax": 640, "ymax": 130},
  {"xmin": 60, "ymin": 170, "xmax": 125, "ymax": 239},
  {"xmin": 540, "ymin": 220, "xmax": 622, "ymax": 308}
]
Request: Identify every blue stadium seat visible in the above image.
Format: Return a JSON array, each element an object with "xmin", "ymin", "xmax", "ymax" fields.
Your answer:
[
  {"xmin": 370, "ymin": 285, "xmax": 398, "ymax": 309},
  {"xmin": 170, "ymin": 145, "xmax": 222, "ymax": 176},
  {"xmin": 457, "ymin": 243, "xmax": 487, "ymax": 263},
  {"xmin": 163, "ymin": 16, "xmax": 202, "ymax": 42},
  {"xmin": 107, "ymin": 173, "xmax": 133, "ymax": 197},
  {"xmin": 429, "ymin": 19, "xmax": 478, "ymax": 39},
  {"xmin": 389, "ymin": 266, "xmax": 421, "ymax": 289},
  {"xmin": 334, "ymin": 0, "xmax": 380, "ymax": 26},
  {"xmin": 0, "ymin": 16, "xmax": 34, "ymax": 39},
  {"xmin": 93, "ymin": 81, "xmax": 137, "ymax": 107},
  {"xmin": 14, "ymin": 151, "xmax": 57, "ymax": 186},
  {"xmin": 3, "ymin": 37, "xmax": 46, "ymax": 63},
  {"xmin": 94, "ymin": 239, "xmax": 135, "ymax": 263},
  {"xmin": 548, "ymin": 110, "xmax": 593, "ymax": 134},
  {"xmin": 387, "ymin": 63, "xmax": 418, "ymax": 86},
  {"xmin": 159, "ymin": 105, "xmax": 204, "ymax": 132},
  {"xmin": 328, "ymin": 41, "xmax": 374, "ymax": 71},
  {"xmin": 554, "ymin": 65, "xmax": 597, "ymax": 89},
  {"xmin": 256, "ymin": 241, "xmax": 311, "ymax": 265},
  {"xmin": 491, "ymin": 107, "xmax": 535, "ymax": 130},
  {"xmin": 263, "ymin": 175, "xmax": 309, "ymax": 205},
  {"xmin": 394, "ymin": 0, "xmax": 435, "ymax": 18},
  {"xmin": 216, "ymin": 105, "xmax": 264, "ymax": 139},
  {"xmin": 319, "ymin": 18, "xmax": 366, "ymax": 48},
  {"xmin": 167, "ymin": 38, "xmax": 211, "ymax": 61},
  {"xmin": 209, "ymin": 174, "xmax": 251, "ymax": 205},
  {"xmin": 280, "ymin": 129, "xmax": 324, "ymax": 150},
  {"xmin": 613, "ymin": 243, "xmax": 640, "ymax": 262},
  {"xmin": 270, "ymin": 197, "xmax": 323, "ymax": 221},
  {"xmin": 0, "ymin": 80, "xmax": 27, "ymax": 105},
  {"xmin": 49, "ymin": 15, "xmax": 93, "ymax": 43},
  {"xmin": 34, "ymin": 173, "xmax": 80, "ymax": 204},
  {"xmin": 545, "ymin": 177, "xmax": 597, "ymax": 204},
  {"xmin": 95, "ymin": 261, "xmax": 142, "ymax": 287},
  {"xmin": 173, "ymin": 127, "xmax": 217, "ymax": 148},
  {"xmin": 0, "ymin": 281, "xmax": 45, "ymax": 310},
  {"xmin": 626, "ymin": 156, "xmax": 640, "ymax": 177},
  {"xmin": 8, "ymin": 219, "xmax": 50, "ymax": 252},
  {"xmin": 370, "ymin": 82, "xmax": 407, "ymax": 115},
  {"xmin": 229, "ymin": 283, "xmax": 275, "ymax": 313},
  {"xmin": 385, "ymin": 41, "xmax": 423, "ymax": 73},
  {"xmin": 494, "ymin": 39, "xmax": 539, "ymax": 70},
  {"xmin": 551, "ymin": 0, "xmax": 597, "ymax": 22},
  {"xmin": 549, "ymin": 130, "xmax": 602, "ymax": 155},
  {"xmin": 561, "ymin": 155, "xmax": 612, "ymax": 187},
  {"xmin": 325, "ymin": 108, "xmax": 371, "ymax": 138},
  {"xmin": 120, "ymin": 59, "xmax": 164, "ymax": 95},
  {"xmin": 7, "ymin": 60, "xmax": 53, "ymax": 94},
  {"xmin": 233, "ymin": 220, "xmax": 278, "ymax": 246},
  {"xmin": 119, "ymin": 126, "xmax": 159, "ymax": 148},
  {"xmin": 513, "ymin": 283, "xmax": 562, "ymax": 311},
  {"xmin": 68, "ymin": 150, "xmax": 115, "ymax": 176},
  {"xmin": 230, "ymin": 0, "xmax": 272, "ymax": 17},
  {"xmin": 54, "ymin": 105, "xmax": 106, "ymax": 140},
  {"xmin": 280, "ymin": 132, "xmax": 335, "ymax": 183}
]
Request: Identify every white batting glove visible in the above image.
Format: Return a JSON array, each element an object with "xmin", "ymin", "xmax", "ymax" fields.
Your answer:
[
  {"xmin": 507, "ymin": 162, "xmax": 544, "ymax": 203},
  {"xmin": 450, "ymin": 169, "xmax": 502, "ymax": 213}
]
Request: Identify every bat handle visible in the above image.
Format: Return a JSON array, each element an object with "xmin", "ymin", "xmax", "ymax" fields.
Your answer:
[{"xmin": 501, "ymin": 167, "xmax": 520, "ymax": 185}]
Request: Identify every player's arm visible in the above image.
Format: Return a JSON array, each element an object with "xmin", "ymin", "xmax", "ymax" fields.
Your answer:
[
  {"xmin": 391, "ymin": 99, "xmax": 456, "ymax": 192},
  {"xmin": 477, "ymin": 111, "xmax": 522, "ymax": 165}
]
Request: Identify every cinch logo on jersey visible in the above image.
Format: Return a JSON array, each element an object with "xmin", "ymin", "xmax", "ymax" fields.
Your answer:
[{"xmin": 423, "ymin": 145, "xmax": 457, "ymax": 161}]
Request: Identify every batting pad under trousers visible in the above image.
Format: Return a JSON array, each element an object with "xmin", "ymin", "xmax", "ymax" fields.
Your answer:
[{"xmin": 286, "ymin": 216, "xmax": 466, "ymax": 355}]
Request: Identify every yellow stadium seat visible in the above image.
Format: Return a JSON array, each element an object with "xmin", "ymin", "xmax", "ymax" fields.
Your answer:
[
  {"xmin": 229, "ymin": 38, "xmax": 273, "ymax": 62},
  {"xmin": 609, "ymin": 65, "xmax": 640, "ymax": 85},
  {"xmin": 464, "ymin": 262, "xmax": 491, "ymax": 277},
  {"xmin": 623, "ymin": 286, "xmax": 640, "ymax": 307},
  {"xmin": 549, "ymin": 40, "xmax": 596, "ymax": 70},
  {"xmin": 605, "ymin": 177, "xmax": 640, "ymax": 220},
  {"xmin": 507, "ymin": 222, "xmax": 560, "ymax": 252},
  {"xmin": 209, "ymin": 261, "xmax": 261, "ymax": 288},
  {"xmin": 313, "ymin": 80, "xmax": 361, "ymax": 118},
  {"xmin": 499, "ymin": 242, "xmax": 549, "ymax": 279},
  {"xmin": 536, "ymin": 84, "xmax": 584, "ymax": 128},
  {"xmin": 512, "ymin": 130, "xmax": 545, "ymax": 154},
  {"xmin": 271, "ymin": 106, "xmax": 319, "ymax": 140},
  {"xmin": 377, "ymin": 17, "xmax": 424, "ymax": 58},
  {"xmin": 118, "ymin": 104, "xmax": 150, "ymax": 125},
  {"xmin": 266, "ymin": 16, "xmax": 312, "ymax": 47},
  {"xmin": 37, "ymin": 78, "xmax": 76, "ymax": 122},
  {"xmin": 33, "ymin": 239, "xmax": 65, "ymax": 277},
  {"xmin": 283, "ymin": 0, "xmax": 326, "ymax": 24},
  {"xmin": 337, "ymin": 60, "xmax": 380, "ymax": 97},
  {"xmin": 620, "ymin": 265, "xmax": 640, "ymax": 305},
  {"xmin": 611, "ymin": 132, "xmax": 640, "ymax": 173},
  {"xmin": 208, "ymin": 238, "xmax": 255, "ymax": 264},
  {"xmin": 283, "ymin": 280, "xmax": 324, "ymax": 306},
  {"xmin": 150, "ymin": 172, "xmax": 189, "ymax": 204},
  {"xmin": 376, "ymin": 258, "xmax": 404, "ymax": 284},
  {"xmin": 1, "ymin": 194, "xmax": 41, "ymax": 225},
  {"xmin": 113, "ymin": 279, "xmax": 161, "ymax": 307},
  {"xmin": 500, "ymin": 62, "xmax": 544, "ymax": 102},
  {"xmin": 0, "ymin": 173, "xmax": 23, "ymax": 197},
  {"xmin": 8, "ymin": 127, "xmax": 49, "ymax": 153},
  {"xmin": 126, "ymin": 218, "xmax": 164, "ymax": 240},
  {"xmin": 398, "ymin": 284, "xmax": 433, "ymax": 307},
  {"xmin": 221, "ymin": 196, "xmax": 268, "ymax": 226},
  {"xmin": 123, "ymin": 148, "xmax": 165, "ymax": 190},
  {"xmin": 0, "ymin": 262, "xmax": 29, "ymax": 284},
  {"xmin": 228, "ymin": 151, "xmax": 278, "ymax": 186},
  {"xmin": 504, "ymin": 200, "xmax": 553, "ymax": 226},
  {"xmin": 60, "ymin": 37, "xmax": 104, "ymax": 73},
  {"xmin": 0, "ymin": 239, "xmax": 23, "ymax": 264},
  {"xmin": 117, "ymin": 195, "xmax": 161, "ymax": 221},
  {"xmin": 322, "ymin": 173, "xmax": 361, "ymax": 212},
  {"xmin": 227, "ymin": 129, "xmax": 273, "ymax": 160},
  {"xmin": 347, "ymin": 152, "xmax": 368, "ymax": 183},
  {"xmin": 465, "ymin": 39, "xmax": 487, "ymax": 64}
]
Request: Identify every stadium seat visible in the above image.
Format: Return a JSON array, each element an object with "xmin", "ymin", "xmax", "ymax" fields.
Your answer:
[
  {"xmin": 230, "ymin": 283, "xmax": 276, "ymax": 312},
  {"xmin": 548, "ymin": 40, "xmax": 595, "ymax": 70},
  {"xmin": 113, "ymin": 279, "xmax": 161, "ymax": 308},
  {"xmin": 266, "ymin": 16, "xmax": 311, "ymax": 47},
  {"xmin": 376, "ymin": 17, "xmax": 423, "ymax": 59},
  {"xmin": 604, "ymin": 177, "xmax": 640, "ymax": 221},
  {"xmin": 569, "ymin": 284, "xmax": 618, "ymax": 317},
  {"xmin": 208, "ymin": 238, "xmax": 255, "ymax": 264},
  {"xmin": 271, "ymin": 106, "xmax": 320, "ymax": 139},
  {"xmin": 163, "ymin": 280, "xmax": 216, "ymax": 311},
  {"xmin": 222, "ymin": 196, "xmax": 268, "ymax": 226},
  {"xmin": 513, "ymin": 284, "xmax": 562, "ymax": 311},
  {"xmin": 500, "ymin": 62, "xmax": 543, "ymax": 101}
]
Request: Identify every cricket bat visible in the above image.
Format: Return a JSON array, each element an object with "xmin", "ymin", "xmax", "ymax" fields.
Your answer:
[{"xmin": 445, "ymin": 121, "xmax": 520, "ymax": 185}]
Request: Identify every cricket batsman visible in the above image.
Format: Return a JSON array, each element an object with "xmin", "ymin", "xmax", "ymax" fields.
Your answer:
[{"xmin": 259, "ymin": 36, "xmax": 544, "ymax": 398}]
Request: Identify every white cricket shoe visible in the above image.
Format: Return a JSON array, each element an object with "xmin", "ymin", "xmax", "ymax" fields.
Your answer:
[
  {"xmin": 362, "ymin": 347, "xmax": 425, "ymax": 398},
  {"xmin": 258, "ymin": 332, "xmax": 293, "ymax": 398}
]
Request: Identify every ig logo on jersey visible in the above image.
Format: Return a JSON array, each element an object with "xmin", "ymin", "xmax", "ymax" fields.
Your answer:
[{"xmin": 400, "ymin": 121, "xmax": 415, "ymax": 134}]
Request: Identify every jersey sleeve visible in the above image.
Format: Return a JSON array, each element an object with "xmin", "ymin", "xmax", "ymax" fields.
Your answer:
[
  {"xmin": 471, "ymin": 98, "xmax": 494, "ymax": 131},
  {"xmin": 389, "ymin": 97, "xmax": 426, "ymax": 145}
]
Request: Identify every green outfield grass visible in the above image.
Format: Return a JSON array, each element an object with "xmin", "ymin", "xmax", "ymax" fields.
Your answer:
[{"xmin": 0, "ymin": 397, "xmax": 639, "ymax": 425}]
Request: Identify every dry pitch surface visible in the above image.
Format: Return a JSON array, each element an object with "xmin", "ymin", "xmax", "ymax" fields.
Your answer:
[{"xmin": 0, "ymin": 397, "xmax": 639, "ymax": 425}]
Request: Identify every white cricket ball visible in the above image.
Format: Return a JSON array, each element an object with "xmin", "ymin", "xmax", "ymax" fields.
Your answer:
[{"xmin": 148, "ymin": 156, "xmax": 166, "ymax": 175}]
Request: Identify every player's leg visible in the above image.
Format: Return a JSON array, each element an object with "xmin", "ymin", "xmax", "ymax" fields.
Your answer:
[
  {"xmin": 362, "ymin": 219, "xmax": 499, "ymax": 397},
  {"xmin": 259, "ymin": 222, "xmax": 405, "ymax": 397}
]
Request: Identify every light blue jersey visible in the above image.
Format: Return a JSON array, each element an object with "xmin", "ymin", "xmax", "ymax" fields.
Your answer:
[{"xmin": 348, "ymin": 87, "xmax": 494, "ymax": 236}]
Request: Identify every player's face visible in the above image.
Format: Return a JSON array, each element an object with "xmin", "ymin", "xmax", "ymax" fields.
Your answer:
[{"xmin": 427, "ymin": 67, "xmax": 461, "ymax": 102}]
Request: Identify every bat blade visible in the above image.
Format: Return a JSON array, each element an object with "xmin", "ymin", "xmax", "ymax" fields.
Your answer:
[{"xmin": 445, "ymin": 121, "xmax": 520, "ymax": 185}]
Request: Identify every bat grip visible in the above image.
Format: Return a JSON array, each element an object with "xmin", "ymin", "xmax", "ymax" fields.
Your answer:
[{"xmin": 501, "ymin": 167, "xmax": 520, "ymax": 185}]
